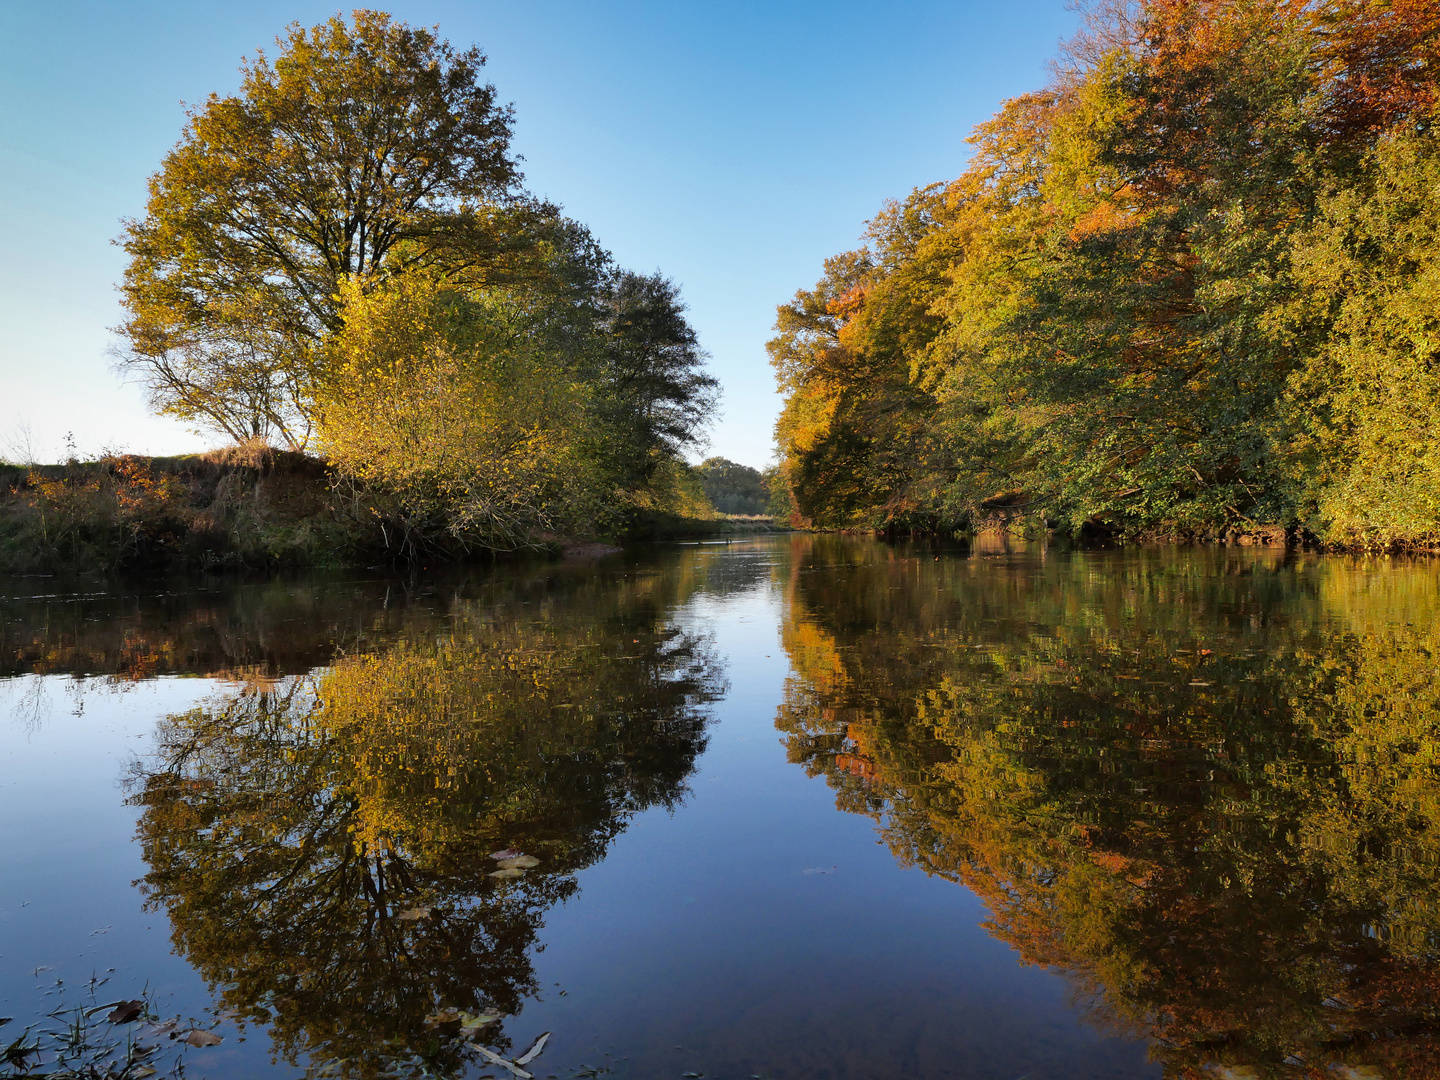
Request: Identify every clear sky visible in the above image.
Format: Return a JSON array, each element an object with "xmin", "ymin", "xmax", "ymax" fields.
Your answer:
[{"xmin": 0, "ymin": 1, "xmax": 1077, "ymax": 470}]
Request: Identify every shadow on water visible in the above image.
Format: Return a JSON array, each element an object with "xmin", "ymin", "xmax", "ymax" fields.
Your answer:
[{"xmin": 774, "ymin": 535, "xmax": 1440, "ymax": 1077}]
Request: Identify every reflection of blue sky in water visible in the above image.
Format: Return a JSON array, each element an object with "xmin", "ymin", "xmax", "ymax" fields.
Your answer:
[
  {"xmin": 523, "ymin": 556, "xmax": 1151, "ymax": 1078},
  {"xmin": 0, "ymin": 674, "xmax": 272, "ymax": 1074},
  {"xmin": 0, "ymin": 540, "xmax": 1155, "ymax": 1079}
]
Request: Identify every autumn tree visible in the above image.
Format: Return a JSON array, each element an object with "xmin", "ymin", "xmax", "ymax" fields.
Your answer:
[
  {"xmin": 115, "ymin": 10, "xmax": 722, "ymax": 554},
  {"xmin": 117, "ymin": 10, "xmax": 525, "ymax": 448},
  {"xmin": 318, "ymin": 269, "xmax": 611, "ymax": 554},
  {"xmin": 1284, "ymin": 119, "xmax": 1440, "ymax": 544},
  {"xmin": 769, "ymin": 0, "xmax": 1440, "ymax": 546}
]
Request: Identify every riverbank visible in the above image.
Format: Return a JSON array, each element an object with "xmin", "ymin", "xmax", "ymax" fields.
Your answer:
[
  {"xmin": 0, "ymin": 450, "xmax": 760, "ymax": 575},
  {"xmin": 827, "ymin": 515, "xmax": 1440, "ymax": 556}
]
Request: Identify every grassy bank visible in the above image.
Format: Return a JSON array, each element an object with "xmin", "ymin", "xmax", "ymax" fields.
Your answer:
[{"xmin": 0, "ymin": 450, "xmax": 776, "ymax": 576}]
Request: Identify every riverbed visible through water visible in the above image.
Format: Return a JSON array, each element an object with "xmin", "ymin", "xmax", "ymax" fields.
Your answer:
[{"xmin": 3, "ymin": 535, "xmax": 1439, "ymax": 1079}]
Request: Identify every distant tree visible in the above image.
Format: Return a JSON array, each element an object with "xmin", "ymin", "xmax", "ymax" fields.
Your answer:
[
  {"xmin": 116, "ymin": 10, "xmax": 527, "ymax": 449},
  {"xmin": 695, "ymin": 457, "xmax": 769, "ymax": 515}
]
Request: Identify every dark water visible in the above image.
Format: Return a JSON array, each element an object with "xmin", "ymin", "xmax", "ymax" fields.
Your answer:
[{"xmin": 2, "ymin": 536, "xmax": 1439, "ymax": 1079}]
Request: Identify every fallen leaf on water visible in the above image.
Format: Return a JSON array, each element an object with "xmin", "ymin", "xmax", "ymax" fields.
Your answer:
[
  {"xmin": 143, "ymin": 1019, "xmax": 178, "ymax": 1038},
  {"xmin": 131, "ymin": 1068, "xmax": 157, "ymax": 1079},
  {"xmin": 468, "ymin": 1042, "xmax": 533, "ymax": 1079},
  {"xmin": 490, "ymin": 849, "xmax": 521, "ymax": 860},
  {"xmin": 497, "ymin": 855, "xmax": 540, "ymax": 870},
  {"xmin": 489, "ymin": 867, "xmax": 525, "ymax": 880},
  {"xmin": 396, "ymin": 906, "xmax": 432, "ymax": 921},
  {"xmin": 107, "ymin": 1000, "xmax": 146, "ymax": 1024},
  {"xmin": 515, "ymin": 1031, "xmax": 550, "ymax": 1065},
  {"xmin": 458, "ymin": 1011, "xmax": 504, "ymax": 1032},
  {"xmin": 183, "ymin": 1029, "xmax": 223, "ymax": 1047},
  {"xmin": 425, "ymin": 1010, "xmax": 461, "ymax": 1028}
]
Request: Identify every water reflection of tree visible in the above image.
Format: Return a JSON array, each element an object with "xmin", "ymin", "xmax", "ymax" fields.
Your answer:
[
  {"xmin": 129, "ymin": 594, "xmax": 724, "ymax": 1078},
  {"xmin": 775, "ymin": 537, "xmax": 1440, "ymax": 1076},
  {"xmin": 2, "ymin": 544, "xmax": 760, "ymax": 683}
]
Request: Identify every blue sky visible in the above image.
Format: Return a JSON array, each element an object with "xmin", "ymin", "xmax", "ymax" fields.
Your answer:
[{"xmin": 0, "ymin": 1, "xmax": 1077, "ymax": 470}]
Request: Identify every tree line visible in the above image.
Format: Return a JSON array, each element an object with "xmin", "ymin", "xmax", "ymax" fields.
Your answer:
[
  {"xmin": 769, "ymin": 0, "xmax": 1440, "ymax": 547},
  {"xmin": 695, "ymin": 457, "xmax": 771, "ymax": 515},
  {"xmin": 115, "ymin": 11, "xmax": 718, "ymax": 556}
]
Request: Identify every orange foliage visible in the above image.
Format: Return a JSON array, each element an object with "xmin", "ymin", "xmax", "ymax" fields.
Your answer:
[{"xmin": 1320, "ymin": 0, "xmax": 1440, "ymax": 137}]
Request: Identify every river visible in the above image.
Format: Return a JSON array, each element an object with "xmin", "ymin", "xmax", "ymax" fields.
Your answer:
[{"xmin": 2, "ymin": 535, "xmax": 1436, "ymax": 1079}]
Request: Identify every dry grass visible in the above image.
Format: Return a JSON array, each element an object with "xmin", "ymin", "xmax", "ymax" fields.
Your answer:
[{"xmin": 0, "ymin": 449, "xmax": 362, "ymax": 574}]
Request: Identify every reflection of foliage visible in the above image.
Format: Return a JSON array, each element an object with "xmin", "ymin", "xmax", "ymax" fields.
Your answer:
[
  {"xmin": 129, "ymin": 591, "xmax": 723, "ymax": 1078},
  {"xmin": 0, "ymin": 545, "xmax": 759, "ymax": 684},
  {"xmin": 776, "ymin": 537, "xmax": 1440, "ymax": 1076}
]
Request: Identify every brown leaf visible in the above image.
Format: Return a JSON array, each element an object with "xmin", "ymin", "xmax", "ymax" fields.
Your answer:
[
  {"xmin": 107, "ymin": 1000, "xmax": 145, "ymax": 1024},
  {"xmin": 183, "ymin": 1029, "xmax": 223, "ymax": 1047}
]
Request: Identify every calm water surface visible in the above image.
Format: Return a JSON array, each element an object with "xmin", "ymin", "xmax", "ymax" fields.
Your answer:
[{"xmin": 3, "ymin": 536, "xmax": 1439, "ymax": 1079}]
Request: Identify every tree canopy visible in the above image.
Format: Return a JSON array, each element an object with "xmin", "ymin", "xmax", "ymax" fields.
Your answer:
[
  {"xmin": 769, "ymin": 0, "xmax": 1440, "ymax": 548},
  {"xmin": 114, "ymin": 11, "xmax": 718, "ymax": 553},
  {"xmin": 117, "ymin": 11, "xmax": 525, "ymax": 448}
]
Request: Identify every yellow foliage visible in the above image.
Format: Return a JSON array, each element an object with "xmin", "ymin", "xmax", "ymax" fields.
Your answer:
[{"xmin": 317, "ymin": 273, "xmax": 610, "ymax": 549}]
